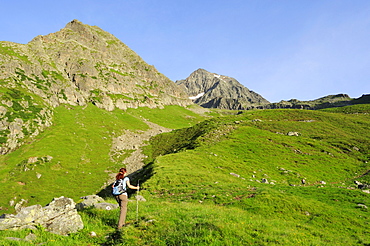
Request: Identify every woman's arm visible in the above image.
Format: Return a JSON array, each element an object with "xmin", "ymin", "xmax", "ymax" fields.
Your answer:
[{"xmin": 126, "ymin": 179, "xmax": 139, "ymax": 190}]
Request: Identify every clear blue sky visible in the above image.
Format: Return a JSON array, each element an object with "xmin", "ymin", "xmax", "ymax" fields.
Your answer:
[{"xmin": 1, "ymin": 0, "xmax": 369, "ymax": 102}]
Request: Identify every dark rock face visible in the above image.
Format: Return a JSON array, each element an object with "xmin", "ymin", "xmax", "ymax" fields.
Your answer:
[{"xmin": 176, "ymin": 69, "xmax": 269, "ymax": 110}]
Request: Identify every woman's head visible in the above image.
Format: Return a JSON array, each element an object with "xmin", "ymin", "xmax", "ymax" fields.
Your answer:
[{"xmin": 116, "ymin": 168, "xmax": 127, "ymax": 180}]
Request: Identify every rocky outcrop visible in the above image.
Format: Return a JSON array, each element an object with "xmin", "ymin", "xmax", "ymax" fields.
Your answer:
[
  {"xmin": 176, "ymin": 68, "xmax": 269, "ymax": 110},
  {"xmin": 76, "ymin": 195, "xmax": 118, "ymax": 210},
  {"xmin": 0, "ymin": 19, "xmax": 192, "ymax": 154},
  {"xmin": 0, "ymin": 196, "xmax": 83, "ymax": 235}
]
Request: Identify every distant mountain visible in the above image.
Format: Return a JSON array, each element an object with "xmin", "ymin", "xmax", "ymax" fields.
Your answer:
[
  {"xmin": 260, "ymin": 94, "xmax": 370, "ymax": 110},
  {"xmin": 177, "ymin": 69, "xmax": 369, "ymax": 111},
  {"xmin": 0, "ymin": 19, "xmax": 192, "ymax": 154},
  {"xmin": 176, "ymin": 69, "xmax": 270, "ymax": 110}
]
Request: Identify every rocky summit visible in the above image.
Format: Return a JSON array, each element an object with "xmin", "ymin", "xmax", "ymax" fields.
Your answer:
[
  {"xmin": 0, "ymin": 20, "xmax": 192, "ymax": 154},
  {"xmin": 176, "ymin": 68, "xmax": 269, "ymax": 110}
]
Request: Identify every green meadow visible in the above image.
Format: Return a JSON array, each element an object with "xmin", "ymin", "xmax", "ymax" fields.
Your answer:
[{"xmin": 0, "ymin": 104, "xmax": 369, "ymax": 245}]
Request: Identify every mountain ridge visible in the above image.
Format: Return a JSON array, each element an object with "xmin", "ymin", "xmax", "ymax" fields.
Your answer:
[
  {"xmin": 178, "ymin": 68, "xmax": 369, "ymax": 110},
  {"xmin": 176, "ymin": 68, "xmax": 270, "ymax": 110},
  {"xmin": 0, "ymin": 19, "xmax": 192, "ymax": 154}
]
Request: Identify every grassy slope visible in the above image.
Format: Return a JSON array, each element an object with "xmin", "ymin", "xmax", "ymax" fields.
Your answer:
[
  {"xmin": 0, "ymin": 104, "xmax": 208, "ymax": 212},
  {"xmin": 0, "ymin": 105, "xmax": 369, "ymax": 245},
  {"xmin": 128, "ymin": 106, "xmax": 370, "ymax": 245}
]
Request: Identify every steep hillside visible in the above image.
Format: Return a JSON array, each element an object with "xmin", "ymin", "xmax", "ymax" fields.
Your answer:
[
  {"xmin": 0, "ymin": 104, "xmax": 209, "ymax": 213},
  {"xmin": 132, "ymin": 105, "xmax": 370, "ymax": 245},
  {"xmin": 176, "ymin": 68, "xmax": 269, "ymax": 110},
  {"xmin": 0, "ymin": 20, "xmax": 192, "ymax": 154},
  {"xmin": 142, "ymin": 106, "xmax": 370, "ymax": 188}
]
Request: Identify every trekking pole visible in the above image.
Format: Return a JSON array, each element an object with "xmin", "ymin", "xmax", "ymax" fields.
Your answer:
[{"xmin": 136, "ymin": 180, "xmax": 139, "ymax": 223}]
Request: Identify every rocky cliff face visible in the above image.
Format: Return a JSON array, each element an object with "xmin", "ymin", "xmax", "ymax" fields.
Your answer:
[
  {"xmin": 0, "ymin": 19, "xmax": 192, "ymax": 154},
  {"xmin": 176, "ymin": 69, "xmax": 269, "ymax": 110}
]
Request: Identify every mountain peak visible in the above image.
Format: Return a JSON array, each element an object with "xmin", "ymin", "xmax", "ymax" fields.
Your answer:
[
  {"xmin": 62, "ymin": 19, "xmax": 107, "ymax": 43},
  {"xmin": 66, "ymin": 19, "xmax": 84, "ymax": 27},
  {"xmin": 64, "ymin": 19, "xmax": 88, "ymax": 32},
  {"xmin": 176, "ymin": 69, "xmax": 270, "ymax": 110}
]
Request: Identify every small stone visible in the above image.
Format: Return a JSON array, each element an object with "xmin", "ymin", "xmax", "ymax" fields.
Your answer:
[
  {"xmin": 136, "ymin": 195, "xmax": 146, "ymax": 202},
  {"xmin": 25, "ymin": 233, "xmax": 37, "ymax": 241},
  {"xmin": 230, "ymin": 173, "xmax": 240, "ymax": 178},
  {"xmin": 357, "ymin": 204, "xmax": 368, "ymax": 209},
  {"xmin": 287, "ymin": 132, "xmax": 300, "ymax": 136}
]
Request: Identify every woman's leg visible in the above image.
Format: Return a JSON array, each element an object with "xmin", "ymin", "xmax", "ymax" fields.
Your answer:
[{"xmin": 117, "ymin": 194, "xmax": 128, "ymax": 229}]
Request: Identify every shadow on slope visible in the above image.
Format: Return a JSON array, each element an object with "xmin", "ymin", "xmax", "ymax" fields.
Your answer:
[{"xmin": 96, "ymin": 163, "xmax": 155, "ymax": 199}]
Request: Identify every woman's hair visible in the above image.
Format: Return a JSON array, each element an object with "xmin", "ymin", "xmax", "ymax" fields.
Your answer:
[{"xmin": 116, "ymin": 168, "xmax": 126, "ymax": 180}]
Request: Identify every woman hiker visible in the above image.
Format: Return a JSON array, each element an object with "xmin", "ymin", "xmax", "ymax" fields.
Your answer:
[{"xmin": 113, "ymin": 168, "xmax": 139, "ymax": 229}]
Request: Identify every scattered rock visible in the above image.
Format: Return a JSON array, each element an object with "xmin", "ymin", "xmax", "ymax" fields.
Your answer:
[
  {"xmin": 25, "ymin": 233, "xmax": 37, "ymax": 241},
  {"xmin": 14, "ymin": 199, "xmax": 28, "ymax": 213},
  {"xmin": 357, "ymin": 204, "xmax": 368, "ymax": 209},
  {"xmin": 300, "ymin": 120, "xmax": 315, "ymax": 122},
  {"xmin": 76, "ymin": 195, "xmax": 119, "ymax": 211},
  {"xmin": 27, "ymin": 157, "xmax": 38, "ymax": 164},
  {"xmin": 230, "ymin": 173, "xmax": 240, "ymax": 178},
  {"xmin": 135, "ymin": 195, "xmax": 146, "ymax": 202},
  {"xmin": 9, "ymin": 199, "xmax": 15, "ymax": 207},
  {"xmin": 287, "ymin": 132, "xmax": 300, "ymax": 136},
  {"xmin": 0, "ymin": 196, "xmax": 83, "ymax": 235},
  {"xmin": 354, "ymin": 180, "xmax": 370, "ymax": 190},
  {"xmin": 76, "ymin": 195, "xmax": 104, "ymax": 210},
  {"xmin": 354, "ymin": 180, "xmax": 361, "ymax": 185}
]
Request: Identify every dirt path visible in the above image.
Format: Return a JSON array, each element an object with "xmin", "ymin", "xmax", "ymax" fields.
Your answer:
[{"xmin": 109, "ymin": 121, "xmax": 172, "ymax": 177}]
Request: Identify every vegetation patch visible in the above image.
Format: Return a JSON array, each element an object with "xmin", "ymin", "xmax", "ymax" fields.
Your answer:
[{"xmin": 0, "ymin": 43, "xmax": 30, "ymax": 63}]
